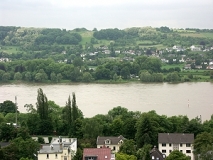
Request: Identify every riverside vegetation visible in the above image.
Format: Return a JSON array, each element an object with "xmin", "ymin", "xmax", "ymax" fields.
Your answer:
[
  {"xmin": 0, "ymin": 88, "xmax": 213, "ymax": 160},
  {"xmin": 0, "ymin": 26, "xmax": 213, "ymax": 83}
]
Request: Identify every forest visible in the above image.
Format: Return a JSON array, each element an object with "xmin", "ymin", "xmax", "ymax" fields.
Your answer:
[{"xmin": 0, "ymin": 88, "xmax": 213, "ymax": 160}]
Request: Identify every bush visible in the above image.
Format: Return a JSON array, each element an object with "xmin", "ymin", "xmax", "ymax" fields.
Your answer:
[{"xmin": 37, "ymin": 136, "xmax": 45, "ymax": 144}]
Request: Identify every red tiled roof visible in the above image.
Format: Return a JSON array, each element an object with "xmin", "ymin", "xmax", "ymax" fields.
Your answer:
[{"xmin": 83, "ymin": 148, "xmax": 111, "ymax": 160}]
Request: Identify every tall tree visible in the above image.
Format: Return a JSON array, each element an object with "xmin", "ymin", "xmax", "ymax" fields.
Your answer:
[
  {"xmin": 67, "ymin": 95, "xmax": 72, "ymax": 128},
  {"xmin": 36, "ymin": 88, "xmax": 48, "ymax": 120},
  {"xmin": 72, "ymin": 93, "xmax": 78, "ymax": 122}
]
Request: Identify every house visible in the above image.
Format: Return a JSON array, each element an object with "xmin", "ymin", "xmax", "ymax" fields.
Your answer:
[
  {"xmin": 184, "ymin": 64, "xmax": 191, "ymax": 70},
  {"xmin": 158, "ymin": 133, "xmax": 194, "ymax": 160},
  {"xmin": 206, "ymin": 65, "xmax": 213, "ymax": 69},
  {"xmin": 83, "ymin": 148, "xmax": 115, "ymax": 160},
  {"xmin": 190, "ymin": 45, "xmax": 201, "ymax": 51},
  {"xmin": 195, "ymin": 65, "xmax": 202, "ymax": 69},
  {"xmin": 172, "ymin": 45, "xmax": 184, "ymax": 52},
  {"xmin": 150, "ymin": 146, "xmax": 166, "ymax": 160},
  {"xmin": 97, "ymin": 135, "xmax": 125, "ymax": 153},
  {"xmin": 37, "ymin": 137, "xmax": 77, "ymax": 160}
]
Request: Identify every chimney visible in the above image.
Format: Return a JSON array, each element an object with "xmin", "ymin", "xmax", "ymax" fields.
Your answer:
[{"xmin": 60, "ymin": 143, "xmax": 62, "ymax": 150}]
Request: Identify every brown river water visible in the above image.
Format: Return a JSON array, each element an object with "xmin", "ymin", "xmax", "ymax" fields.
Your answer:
[{"xmin": 0, "ymin": 82, "xmax": 212, "ymax": 121}]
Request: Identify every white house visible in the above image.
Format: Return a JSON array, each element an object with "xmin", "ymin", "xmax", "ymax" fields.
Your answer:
[
  {"xmin": 96, "ymin": 135, "xmax": 125, "ymax": 153},
  {"xmin": 37, "ymin": 137, "xmax": 77, "ymax": 160},
  {"xmin": 158, "ymin": 133, "xmax": 194, "ymax": 160},
  {"xmin": 190, "ymin": 45, "xmax": 201, "ymax": 51}
]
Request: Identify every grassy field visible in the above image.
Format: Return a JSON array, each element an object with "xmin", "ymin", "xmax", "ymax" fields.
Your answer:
[
  {"xmin": 179, "ymin": 32, "xmax": 213, "ymax": 39},
  {"xmin": 0, "ymin": 46, "xmax": 22, "ymax": 54},
  {"xmin": 161, "ymin": 64, "xmax": 185, "ymax": 69}
]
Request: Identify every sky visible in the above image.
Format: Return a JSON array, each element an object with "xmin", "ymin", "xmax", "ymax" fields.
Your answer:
[{"xmin": 0, "ymin": 0, "xmax": 213, "ymax": 30}]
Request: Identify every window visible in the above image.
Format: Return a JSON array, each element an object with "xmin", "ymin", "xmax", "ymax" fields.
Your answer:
[
  {"xmin": 47, "ymin": 154, "xmax": 49, "ymax": 159},
  {"xmin": 162, "ymin": 143, "xmax": 166, "ymax": 147},
  {"xmin": 105, "ymin": 140, "xmax": 111, "ymax": 144},
  {"xmin": 186, "ymin": 143, "xmax": 191, "ymax": 147},
  {"xmin": 113, "ymin": 146, "xmax": 116, "ymax": 150},
  {"xmin": 162, "ymin": 150, "xmax": 166, "ymax": 153},
  {"xmin": 55, "ymin": 154, "xmax": 57, "ymax": 159},
  {"xmin": 64, "ymin": 157, "xmax": 67, "ymax": 160},
  {"xmin": 180, "ymin": 150, "xmax": 182, "ymax": 152},
  {"xmin": 169, "ymin": 150, "xmax": 172, "ymax": 153},
  {"xmin": 169, "ymin": 143, "xmax": 172, "ymax": 147},
  {"xmin": 180, "ymin": 143, "xmax": 182, "ymax": 147},
  {"xmin": 186, "ymin": 150, "xmax": 191, "ymax": 153}
]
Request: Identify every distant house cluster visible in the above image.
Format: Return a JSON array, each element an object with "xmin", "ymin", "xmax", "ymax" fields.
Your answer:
[{"xmin": 36, "ymin": 133, "xmax": 195, "ymax": 160}]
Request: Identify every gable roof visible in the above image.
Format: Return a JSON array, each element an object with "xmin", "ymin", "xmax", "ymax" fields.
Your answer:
[
  {"xmin": 83, "ymin": 148, "xmax": 111, "ymax": 160},
  {"xmin": 97, "ymin": 135, "xmax": 125, "ymax": 145},
  {"xmin": 158, "ymin": 133, "xmax": 194, "ymax": 144},
  {"xmin": 150, "ymin": 146, "xmax": 165, "ymax": 160}
]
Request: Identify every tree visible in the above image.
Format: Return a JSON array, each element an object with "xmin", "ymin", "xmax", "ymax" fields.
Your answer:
[
  {"xmin": 165, "ymin": 150, "xmax": 190, "ymax": 160},
  {"xmin": 116, "ymin": 152, "xmax": 137, "ymax": 160},
  {"xmin": 193, "ymin": 132, "xmax": 213, "ymax": 160},
  {"xmin": 82, "ymin": 72, "xmax": 93, "ymax": 82},
  {"xmin": 0, "ymin": 100, "xmax": 17, "ymax": 116},
  {"xmin": 66, "ymin": 96, "xmax": 72, "ymax": 127},
  {"xmin": 135, "ymin": 113, "xmax": 159, "ymax": 148},
  {"xmin": 120, "ymin": 66, "xmax": 130, "ymax": 79},
  {"xmin": 10, "ymin": 137, "xmax": 40, "ymax": 160},
  {"xmin": 119, "ymin": 139, "xmax": 136, "ymax": 155},
  {"xmin": 36, "ymin": 88, "xmax": 48, "ymax": 120},
  {"xmin": 73, "ymin": 148, "xmax": 83, "ymax": 160},
  {"xmin": 111, "ymin": 118, "xmax": 124, "ymax": 136},
  {"xmin": 0, "ymin": 123, "xmax": 16, "ymax": 142},
  {"xmin": 14, "ymin": 72, "xmax": 22, "ymax": 80},
  {"xmin": 136, "ymin": 144, "xmax": 152, "ymax": 160},
  {"xmin": 2, "ymin": 72, "xmax": 10, "ymax": 82},
  {"xmin": 50, "ymin": 72, "xmax": 57, "ymax": 82}
]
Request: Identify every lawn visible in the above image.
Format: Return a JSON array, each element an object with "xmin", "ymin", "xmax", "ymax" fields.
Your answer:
[
  {"xmin": 161, "ymin": 64, "xmax": 185, "ymax": 69},
  {"xmin": 0, "ymin": 46, "xmax": 21, "ymax": 54}
]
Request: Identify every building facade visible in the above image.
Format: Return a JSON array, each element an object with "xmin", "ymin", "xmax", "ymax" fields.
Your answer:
[
  {"xmin": 158, "ymin": 133, "xmax": 194, "ymax": 160},
  {"xmin": 37, "ymin": 137, "xmax": 77, "ymax": 160},
  {"xmin": 96, "ymin": 135, "xmax": 125, "ymax": 153}
]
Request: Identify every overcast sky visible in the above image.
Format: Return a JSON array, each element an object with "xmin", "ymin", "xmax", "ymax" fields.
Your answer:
[{"xmin": 0, "ymin": 0, "xmax": 213, "ymax": 30}]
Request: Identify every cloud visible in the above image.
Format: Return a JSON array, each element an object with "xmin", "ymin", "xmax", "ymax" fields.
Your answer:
[{"xmin": 0, "ymin": 0, "xmax": 213, "ymax": 29}]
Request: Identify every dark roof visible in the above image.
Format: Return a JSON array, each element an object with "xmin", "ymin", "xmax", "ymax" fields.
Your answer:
[
  {"xmin": 83, "ymin": 148, "xmax": 111, "ymax": 160},
  {"xmin": 150, "ymin": 146, "xmax": 165, "ymax": 160},
  {"xmin": 158, "ymin": 133, "xmax": 194, "ymax": 144},
  {"xmin": 97, "ymin": 135, "xmax": 125, "ymax": 145}
]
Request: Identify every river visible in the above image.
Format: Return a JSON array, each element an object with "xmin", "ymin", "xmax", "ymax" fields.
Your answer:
[{"xmin": 0, "ymin": 82, "xmax": 213, "ymax": 121}]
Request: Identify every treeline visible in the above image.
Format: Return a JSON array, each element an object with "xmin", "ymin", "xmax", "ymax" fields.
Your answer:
[
  {"xmin": 34, "ymin": 29, "xmax": 82, "ymax": 45},
  {"xmin": 1, "ymin": 55, "xmax": 212, "ymax": 83},
  {"xmin": 0, "ymin": 88, "xmax": 213, "ymax": 159},
  {"xmin": 0, "ymin": 56, "xmax": 164, "ymax": 83}
]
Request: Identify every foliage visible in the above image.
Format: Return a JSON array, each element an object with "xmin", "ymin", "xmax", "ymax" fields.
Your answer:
[
  {"xmin": 136, "ymin": 144, "xmax": 152, "ymax": 160},
  {"xmin": 116, "ymin": 152, "xmax": 137, "ymax": 160},
  {"xmin": 193, "ymin": 132, "xmax": 213, "ymax": 160},
  {"xmin": 37, "ymin": 136, "xmax": 45, "ymax": 144},
  {"xmin": 0, "ymin": 100, "xmax": 17, "ymax": 116},
  {"xmin": 165, "ymin": 150, "xmax": 190, "ymax": 160},
  {"xmin": 119, "ymin": 139, "xmax": 136, "ymax": 155},
  {"xmin": 36, "ymin": 88, "xmax": 49, "ymax": 120}
]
